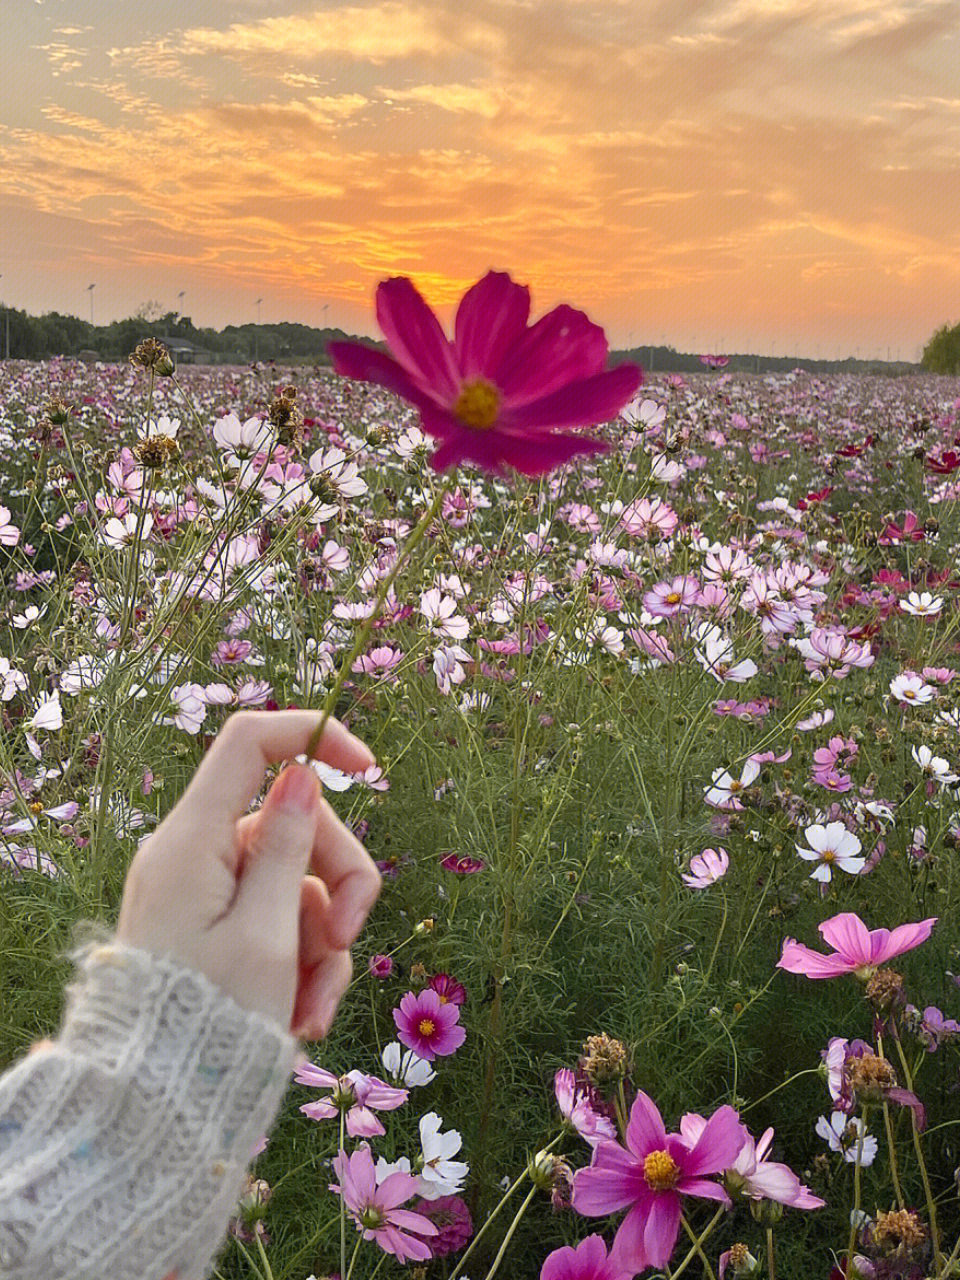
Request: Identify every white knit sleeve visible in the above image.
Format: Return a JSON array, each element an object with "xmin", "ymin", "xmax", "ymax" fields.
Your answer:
[{"xmin": 0, "ymin": 938, "xmax": 297, "ymax": 1280}]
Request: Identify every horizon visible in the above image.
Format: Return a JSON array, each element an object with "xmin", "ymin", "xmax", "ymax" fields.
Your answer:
[{"xmin": 2, "ymin": 1, "xmax": 959, "ymax": 362}]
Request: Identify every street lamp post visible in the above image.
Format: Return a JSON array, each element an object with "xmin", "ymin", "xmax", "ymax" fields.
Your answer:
[
  {"xmin": 0, "ymin": 274, "xmax": 7, "ymax": 360},
  {"xmin": 254, "ymin": 297, "xmax": 263, "ymax": 362}
]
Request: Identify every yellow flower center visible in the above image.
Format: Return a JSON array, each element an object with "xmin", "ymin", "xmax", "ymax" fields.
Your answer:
[
  {"xmin": 453, "ymin": 379, "xmax": 501, "ymax": 430},
  {"xmin": 821, "ymin": 849, "xmax": 836, "ymax": 863},
  {"xmin": 665, "ymin": 592, "xmax": 681, "ymax": 605},
  {"xmin": 643, "ymin": 1149, "xmax": 680, "ymax": 1191},
  {"xmin": 437, "ymin": 994, "xmax": 448, "ymax": 1004},
  {"xmin": 728, "ymin": 780, "xmax": 742, "ymax": 792},
  {"xmin": 29, "ymin": 801, "xmax": 44, "ymax": 814},
  {"xmin": 418, "ymin": 1018, "xmax": 437, "ymax": 1037}
]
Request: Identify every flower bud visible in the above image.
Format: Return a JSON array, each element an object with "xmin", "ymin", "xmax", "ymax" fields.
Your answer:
[{"xmin": 749, "ymin": 1196, "xmax": 783, "ymax": 1224}]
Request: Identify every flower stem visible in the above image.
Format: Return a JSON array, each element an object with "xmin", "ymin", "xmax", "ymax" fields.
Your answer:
[
  {"xmin": 766, "ymin": 1226, "xmax": 777, "ymax": 1280},
  {"xmin": 344, "ymin": 1231, "xmax": 363, "ymax": 1280},
  {"xmin": 891, "ymin": 1032, "xmax": 943, "ymax": 1268},
  {"xmin": 450, "ymin": 1134, "xmax": 561, "ymax": 1280},
  {"xmin": 339, "ymin": 1112, "xmax": 347, "ymax": 1280},
  {"xmin": 669, "ymin": 1206, "xmax": 724, "ymax": 1280},
  {"xmin": 882, "ymin": 1101, "xmax": 906, "ymax": 1209},
  {"xmin": 304, "ymin": 481, "xmax": 447, "ymax": 759},
  {"xmin": 254, "ymin": 1230, "xmax": 276, "ymax": 1280},
  {"xmin": 845, "ymin": 1107, "xmax": 867, "ymax": 1280},
  {"xmin": 680, "ymin": 1212, "xmax": 718, "ymax": 1280},
  {"xmin": 480, "ymin": 1185, "xmax": 537, "ymax": 1280}
]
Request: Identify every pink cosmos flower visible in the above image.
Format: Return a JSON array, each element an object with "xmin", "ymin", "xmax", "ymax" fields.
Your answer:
[
  {"xmin": 393, "ymin": 989, "xmax": 466, "ymax": 1060},
  {"xmin": 410, "ymin": 1195, "xmax": 473, "ymax": 1257},
  {"xmin": 643, "ymin": 575, "xmax": 700, "ymax": 618},
  {"xmin": 777, "ymin": 912, "xmax": 937, "ymax": 979},
  {"xmin": 541, "ymin": 1234, "xmax": 630, "ymax": 1280},
  {"xmin": 330, "ymin": 1143, "xmax": 437, "ymax": 1262},
  {"xmin": 555, "ymin": 1068, "xmax": 618, "ymax": 1148},
  {"xmin": 329, "ymin": 271, "xmax": 642, "ymax": 476},
  {"xmin": 572, "ymin": 1091, "xmax": 745, "ymax": 1273},
  {"xmin": 439, "ymin": 852, "xmax": 486, "ymax": 874},
  {"xmin": 429, "ymin": 972, "xmax": 467, "ymax": 1005},
  {"xmin": 681, "ymin": 848, "xmax": 729, "ymax": 889},
  {"xmin": 295, "ymin": 1065, "xmax": 408, "ymax": 1137},
  {"xmin": 369, "ymin": 954, "xmax": 394, "ymax": 979}
]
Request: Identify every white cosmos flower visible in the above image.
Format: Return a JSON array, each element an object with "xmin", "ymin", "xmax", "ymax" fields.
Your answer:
[
  {"xmin": 693, "ymin": 623, "xmax": 758, "ymax": 683},
  {"xmin": 102, "ymin": 511, "xmax": 154, "ymax": 549},
  {"xmin": 815, "ymin": 1112, "xmax": 877, "ymax": 1165},
  {"xmin": 889, "ymin": 673, "xmax": 935, "ymax": 705},
  {"xmin": 417, "ymin": 1112, "xmax": 469, "ymax": 1200},
  {"xmin": 138, "ymin": 414, "xmax": 180, "ymax": 439},
  {"xmin": 703, "ymin": 759, "xmax": 760, "ymax": 809},
  {"xmin": 395, "ymin": 426, "xmax": 428, "ymax": 458},
  {"xmin": 0, "ymin": 656, "xmax": 28, "ymax": 701},
  {"xmin": 900, "ymin": 592, "xmax": 943, "ymax": 617},
  {"xmin": 650, "ymin": 453, "xmax": 686, "ymax": 483},
  {"xmin": 381, "ymin": 1041, "xmax": 436, "ymax": 1088},
  {"xmin": 911, "ymin": 744, "xmax": 958, "ymax": 784},
  {"xmin": 795, "ymin": 821, "xmax": 864, "ymax": 883},
  {"xmin": 212, "ymin": 413, "xmax": 274, "ymax": 465},
  {"xmin": 28, "ymin": 691, "xmax": 63, "ymax": 732}
]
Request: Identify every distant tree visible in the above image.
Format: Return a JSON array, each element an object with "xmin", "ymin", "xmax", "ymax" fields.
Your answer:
[{"xmin": 922, "ymin": 322, "xmax": 960, "ymax": 374}]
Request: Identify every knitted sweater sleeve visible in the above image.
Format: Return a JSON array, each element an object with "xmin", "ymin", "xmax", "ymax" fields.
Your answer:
[{"xmin": 0, "ymin": 937, "xmax": 297, "ymax": 1280}]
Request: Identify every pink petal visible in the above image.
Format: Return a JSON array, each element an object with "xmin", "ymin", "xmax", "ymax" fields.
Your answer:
[
  {"xmin": 744, "ymin": 1162, "xmax": 802, "ymax": 1203},
  {"xmin": 681, "ymin": 1106, "xmax": 745, "ymax": 1177},
  {"xmin": 876, "ymin": 917, "xmax": 937, "ymax": 964},
  {"xmin": 500, "ymin": 364, "xmax": 643, "ymax": 433},
  {"xmin": 351, "ymin": 1146, "xmax": 377, "ymax": 1201},
  {"xmin": 346, "ymin": 1106, "xmax": 386, "ymax": 1138},
  {"xmin": 328, "ymin": 342, "xmax": 445, "ymax": 417},
  {"xmin": 375, "ymin": 277, "xmax": 461, "ymax": 400},
  {"xmin": 377, "ymin": 1170, "xmax": 420, "ymax": 1208},
  {"xmin": 496, "ymin": 304, "xmax": 610, "ymax": 403},
  {"xmin": 572, "ymin": 1141, "xmax": 644, "ymax": 1216},
  {"xmin": 610, "ymin": 1198, "xmax": 657, "ymax": 1272},
  {"xmin": 777, "ymin": 939, "xmax": 855, "ymax": 979},
  {"xmin": 675, "ymin": 1176, "xmax": 732, "ymax": 1206},
  {"xmin": 643, "ymin": 1190, "xmax": 683, "ymax": 1270},
  {"xmin": 626, "ymin": 1091, "xmax": 669, "ymax": 1157},
  {"xmin": 454, "ymin": 271, "xmax": 531, "ymax": 380},
  {"xmin": 817, "ymin": 913, "xmax": 872, "ymax": 963},
  {"xmin": 388, "ymin": 1209, "xmax": 438, "ymax": 1234}
]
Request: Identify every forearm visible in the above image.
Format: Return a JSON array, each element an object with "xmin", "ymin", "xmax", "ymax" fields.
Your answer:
[{"xmin": 0, "ymin": 936, "xmax": 296, "ymax": 1280}]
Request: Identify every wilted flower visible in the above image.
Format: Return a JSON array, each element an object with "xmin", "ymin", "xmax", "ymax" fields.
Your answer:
[{"xmin": 681, "ymin": 847, "xmax": 730, "ymax": 889}]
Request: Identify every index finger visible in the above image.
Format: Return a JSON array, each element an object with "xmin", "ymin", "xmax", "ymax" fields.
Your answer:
[{"xmin": 179, "ymin": 709, "xmax": 376, "ymax": 825}]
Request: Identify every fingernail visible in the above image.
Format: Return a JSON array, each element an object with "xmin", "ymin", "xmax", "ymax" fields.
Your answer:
[{"xmin": 274, "ymin": 764, "xmax": 319, "ymax": 813}]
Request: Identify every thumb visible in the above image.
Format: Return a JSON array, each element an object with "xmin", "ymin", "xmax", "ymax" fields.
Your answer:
[{"xmin": 232, "ymin": 763, "xmax": 320, "ymax": 936}]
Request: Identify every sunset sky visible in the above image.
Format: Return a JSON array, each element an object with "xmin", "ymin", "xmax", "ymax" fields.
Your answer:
[{"xmin": 2, "ymin": 0, "xmax": 959, "ymax": 357}]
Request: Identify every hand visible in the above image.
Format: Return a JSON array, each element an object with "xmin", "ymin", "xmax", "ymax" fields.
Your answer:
[{"xmin": 116, "ymin": 710, "xmax": 382, "ymax": 1039}]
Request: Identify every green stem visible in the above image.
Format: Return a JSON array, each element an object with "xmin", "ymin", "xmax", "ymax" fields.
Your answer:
[
  {"xmin": 891, "ymin": 1033, "xmax": 943, "ymax": 1268},
  {"xmin": 845, "ymin": 1107, "xmax": 867, "ymax": 1280},
  {"xmin": 339, "ymin": 1110, "xmax": 347, "ymax": 1280},
  {"xmin": 254, "ymin": 1229, "xmax": 276, "ymax": 1280},
  {"xmin": 344, "ymin": 1231, "xmax": 363, "ymax": 1280},
  {"xmin": 449, "ymin": 1134, "xmax": 561, "ymax": 1280},
  {"xmin": 680, "ymin": 1212, "xmax": 717, "ymax": 1280},
  {"xmin": 766, "ymin": 1226, "xmax": 776, "ymax": 1280},
  {"xmin": 304, "ymin": 481, "xmax": 448, "ymax": 759},
  {"xmin": 882, "ymin": 1101, "xmax": 906, "ymax": 1210},
  {"xmin": 669, "ymin": 1206, "xmax": 725, "ymax": 1280},
  {"xmin": 480, "ymin": 1185, "xmax": 537, "ymax": 1280}
]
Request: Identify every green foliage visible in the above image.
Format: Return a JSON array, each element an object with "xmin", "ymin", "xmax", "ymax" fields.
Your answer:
[{"xmin": 922, "ymin": 321, "xmax": 960, "ymax": 375}]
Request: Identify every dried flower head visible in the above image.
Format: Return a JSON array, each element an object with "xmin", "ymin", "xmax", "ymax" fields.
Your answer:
[
  {"xmin": 45, "ymin": 395, "xmax": 71, "ymax": 425},
  {"xmin": 129, "ymin": 337, "xmax": 174, "ymax": 375},
  {"xmin": 845, "ymin": 1053, "xmax": 898, "ymax": 1103},
  {"xmin": 872, "ymin": 1208, "xmax": 927, "ymax": 1252},
  {"xmin": 581, "ymin": 1032, "xmax": 630, "ymax": 1087},
  {"xmin": 865, "ymin": 967, "xmax": 905, "ymax": 1013},
  {"xmin": 135, "ymin": 435, "xmax": 181, "ymax": 468},
  {"xmin": 267, "ymin": 385, "xmax": 304, "ymax": 448}
]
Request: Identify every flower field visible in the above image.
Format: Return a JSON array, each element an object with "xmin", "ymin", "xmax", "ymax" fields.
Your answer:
[{"xmin": 2, "ymin": 309, "xmax": 960, "ymax": 1279}]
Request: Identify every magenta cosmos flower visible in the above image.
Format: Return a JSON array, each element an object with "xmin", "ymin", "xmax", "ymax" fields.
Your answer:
[
  {"xmin": 393, "ymin": 988, "xmax": 466, "ymax": 1060},
  {"xmin": 778, "ymin": 912, "xmax": 937, "ymax": 980},
  {"xmin": 330, "ymin": 1143, "xmax": 437, "ymax": 1262},
  {"xmin": 572, "ymin": 1091, "xmax": 745, "ymax": 1273},
  {"xmin": 328, "ymin": 271, "xmax": 642, "ymax": 476},
  {"xmin": 541, "ymin": 1234, "xmax": 630, "ymax": 1280}
]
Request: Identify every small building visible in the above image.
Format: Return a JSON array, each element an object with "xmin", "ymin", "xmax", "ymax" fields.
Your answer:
[
  {"xmin": 76, "ymin": 349, "xmax": 100, "ymax": 363},
  {"xmin": 161, "ymin": 337, "xmax": 212, "ymax": 365}
]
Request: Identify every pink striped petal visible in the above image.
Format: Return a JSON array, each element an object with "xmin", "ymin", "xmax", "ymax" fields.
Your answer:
[
  {"xmin": 496, "ymin": 304, "xmax": 610, "ymax": 403},
  {"xmin": 500, "ymin": 364, "xmax": 643, "ymax": 433},
  {"xmin": 375, "ymin": 277, "xmax": 461, "ymax": 399},
  {"xmin": 817, "ymin": 913, "xmax": 872, "ymax": 963},
  {"xmin": 454, "ymin": 271, "xmax": 531, "ymax": 380}
]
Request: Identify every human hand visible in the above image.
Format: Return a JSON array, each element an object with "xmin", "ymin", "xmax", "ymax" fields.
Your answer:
[{"xmin": 116, "ymin": 710, "xmax": 382, "ymax": 1039}]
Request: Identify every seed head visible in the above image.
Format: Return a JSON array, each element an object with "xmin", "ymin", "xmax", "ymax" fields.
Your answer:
[
  {"xmin": 845, "ymin": 1052, "xmax": 898, "ymax": 1103},
  {"xmin": 135, "ymin": 435, "xmax": 180, "ymax": 469},
  {"xmin": 129, "ymin": 337, "xmax": 174, "ymax": 375},
  {"xmin": 581, "ymin": 1032, "xmax": 630, "ymax": 1087},
  {"xmin": 865, "ymin": 967, "xmax": 905, "ymax": 1014},
  {"xmin": 872, "ymin": 1208, "xmax": 927, "ymax": 1252},
  {"xmin": 267, "ymin": 386, "xmax": 303, "ymax": 449}
]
